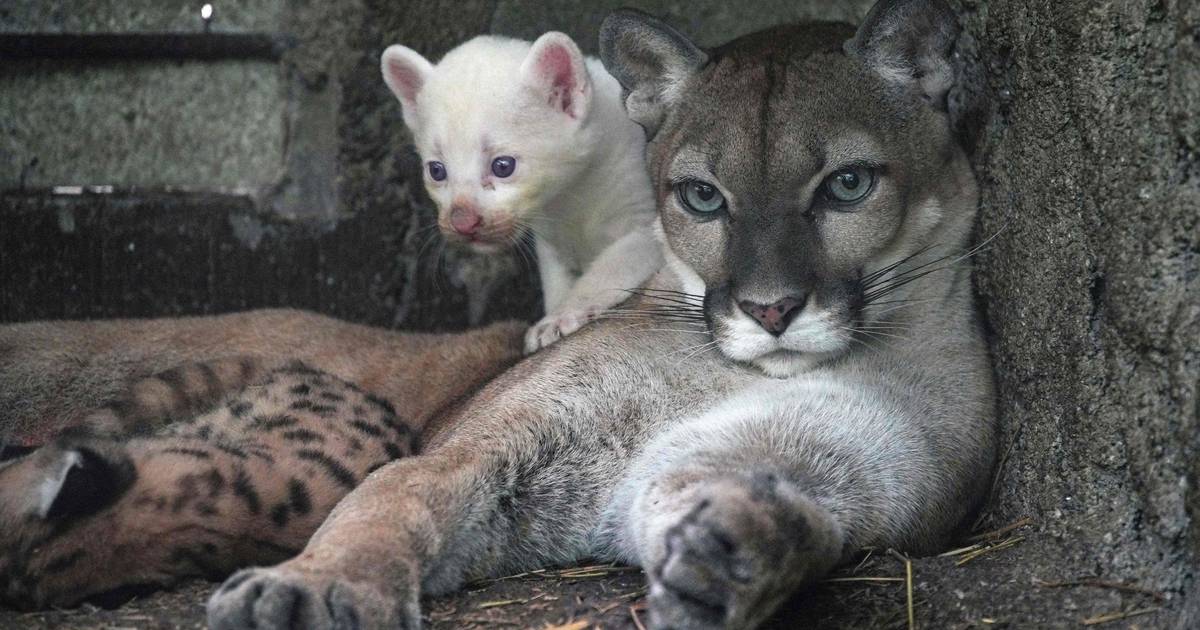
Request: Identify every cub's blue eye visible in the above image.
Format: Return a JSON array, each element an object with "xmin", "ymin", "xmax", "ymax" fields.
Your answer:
[
  {"xmin": 427, "ymin": 161, "xmax": 447, "ymax": 182},
  {"xmin": 823, "ymin": 166, "xmax": 875, "ymax": 203},
  {"xmin": 676, "ymin": 180, "xmax": 726, "ymax": 216},
  {"xmin": 491, "ymin": 156, "xmax": 516, "ymax": 178}
]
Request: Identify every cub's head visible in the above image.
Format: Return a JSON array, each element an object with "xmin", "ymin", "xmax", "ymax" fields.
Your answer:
[
  {"xmin": 382, "ymin": 33, "xmax": 599, "ymax": 252},
  {"xmin": 601, "ymin": 0, "xmax": 977, "ymax": 376},
  {"xmin": 0, "ymin": 440, "xmax": 138, "ymax": 608}
]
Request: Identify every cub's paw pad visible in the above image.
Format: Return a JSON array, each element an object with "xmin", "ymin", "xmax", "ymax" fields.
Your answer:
[
  {"xmin": 207, "ymin": 568, "xmax": 411, "ymax": 630},
  {"xmin": 524, "ymin": 306, "xmax": 603, "ymax": 353}
]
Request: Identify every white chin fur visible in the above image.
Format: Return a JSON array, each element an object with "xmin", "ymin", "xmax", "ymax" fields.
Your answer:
[{"xmin": 716, "ymin": 305, "xmax": 849, "ymax": 377}]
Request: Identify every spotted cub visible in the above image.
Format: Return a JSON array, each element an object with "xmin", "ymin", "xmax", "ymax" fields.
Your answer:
[{"xmin": 0, "ymin": 312, "xmax": 525, "ymax": 609}]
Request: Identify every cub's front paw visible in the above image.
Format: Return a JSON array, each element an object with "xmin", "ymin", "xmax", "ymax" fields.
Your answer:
[
  {"xmin": 207, "ymin": 565, "xmax": 420, "ymax": 630},
  {"xmin": 524, "ymin": 305, "xmax": 604, "ymax": 353},
  {"xmin": 646, "ymin": 473, "xmax": 840, "ymax": 630}
]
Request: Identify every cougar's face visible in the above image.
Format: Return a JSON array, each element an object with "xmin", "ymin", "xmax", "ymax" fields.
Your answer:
[{"xmin": 644, "ymin": 26, "xmax": 961, "ymax": 376}]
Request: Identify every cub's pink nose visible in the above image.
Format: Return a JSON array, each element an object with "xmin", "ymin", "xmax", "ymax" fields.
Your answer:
[
  {"xmin": 738, "ymin": 296, "xmax": 805, "ymax": 336},
  {"xmin": 449, "ymin": 205, "xmax": 483, "ymax": 236}
]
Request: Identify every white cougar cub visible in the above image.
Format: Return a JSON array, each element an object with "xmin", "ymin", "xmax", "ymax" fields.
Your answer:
[{"xmin": 381, "ymin": 33, "xmax": 661, "ymax": 353}]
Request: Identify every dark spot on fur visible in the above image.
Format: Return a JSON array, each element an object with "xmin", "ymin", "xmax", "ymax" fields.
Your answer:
[
  {"xmin": 310, "ymin": 404, "xmax": 337, "ymax": 415},
  {"xmin": 194, "ymin": 424, "xmax": 213, "ymax": 440},
  {"xmin": 319, "ymin": 391, "xmax": 345, "ymax": 402},
  {"xmin": 295, "ymin": 449, "xmax": 356, "ymax": 489},
  {"xmin": 215, "ymin": 442, "xmax": 248, "ymax": 459},
  {"xmin": 154, "ymin": 369, "xmax": 191, "ymax": 407},
  {"xmin": 350, "ymin": 420, "xmax": 384, "ymax": 437},
  {"xmin": 365, "ymin": 461, "xmax": 390, "ymax": 475},
  {"xmin": 203, "ymin": 468, "xmax": 225, "ymax": 497},
  {"xmin": 364, "ymin": 393, "xmax": 396, "ymax": 415},
  {"xmin": 251, "ymin": 414, "xmax": 299, "ymax": 431},
  {"xmin": 228, "ymin": 401, "xmax": 253, "ymax": 418},
  {"xmin": 282, "ymin": 361, "xmax": 321, "ymax": 376},
  {"xmin": 383, "ymin": 442, "xmax": 406, "ymax": 460},
  {"xmin": 171, "ymin": 477, "xmax": 196, "ymax": 513},
  {"xmin": 162, "ymin": 447, "xmax": 212, "ymax": 460},
  {"xmin": 378, "ymin": 413, "xmax": 412, "ymax": 437},
  {"xmin": 287, "ymin": 478, "xmax": 312, "ymax": 515},
  {"xmin": 198, "ymin": 362, "xmax": 222, "ymax": 398},
  {"xmin": 270, "ymin": 503, "xmax": 290, "ymax": 527},
  {"xmin": 289, "ymin": 383, "xmax": 311, "ymax": 396},
  {"xmin": 352, "ymin": 405, "xmax": 366, "ymax": 416},
  {"xmin": 232, "ymin": 468, "xmax": 261, "ymax": 514},
  {"xmin": 247, "ymin": 447, "xmax": 276, "ymax": 464},
  {"xmin": 239, "ymin": 357, "xmax": 258, "ymax": 382},
  {"xmin": 281, "ymin": 429, "xmax": 324, "ymax": 443},
  {"xmin": 195, "ymin": 502, "xmax": 218, "ymax": 516}
]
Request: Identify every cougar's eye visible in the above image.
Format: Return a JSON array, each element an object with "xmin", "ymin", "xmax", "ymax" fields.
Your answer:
[
  {"xmin": 491, "ymin": 156, "xmax": 516, "ymax": 178},
  {"xmin": 823, "ymin": 166, "xmax": 875, "ymax": 204},
  {"xmin": 427, "ymin": 161, "xmax": 447, "ymax": 182},
  {"xmin": 677, "ymin": 181, "xmax": 726, "ymax": 216}
]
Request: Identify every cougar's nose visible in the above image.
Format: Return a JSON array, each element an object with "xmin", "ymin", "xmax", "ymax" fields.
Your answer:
[
  {"xmin": 738, "ymin": 296, "xmax": 806, "ymax": 336},
  {"xmin": 449, "ymin": 205, "xmax": 483, "ymax": 236}
]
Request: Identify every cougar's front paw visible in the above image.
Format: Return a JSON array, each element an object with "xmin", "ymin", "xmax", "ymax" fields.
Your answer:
[
  {"xmin": 524, "ymin": 305, "xmax": 603, "ymax": 353},
  {"xmin": 647, "ymin": 473, "xmax": 839, "ymax": 630},
  {"xmin": 207, "ymin": 565, "xmax": 420, "ymax": 630}
]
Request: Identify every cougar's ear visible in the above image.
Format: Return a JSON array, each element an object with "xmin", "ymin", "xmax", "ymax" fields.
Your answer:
[
  {"xmin": 521, "ymin": 32, "xmax": 593, "ymax": 120},
  {"xmin": 599, "ymin": 9, "xmax": 707, "ymax": 136},
  {"xmin": 381, "ymin": 44, "xmax": 435, "ymax": 129},
  {"xmin": 36, "ymin": 444, "xmax": 135, "ymax": 521},
  {"xmin": 845, "ymin": 0, "xmax": 959, "ymax": 109}
]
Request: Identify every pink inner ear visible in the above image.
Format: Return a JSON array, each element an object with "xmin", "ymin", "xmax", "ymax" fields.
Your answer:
[
  {"xmin": 537, "ymin": 44, "xmax": 580, "ymax": 117},
  {"xmin": 387, "ymin": 58, "xmax": 424, "ymax": 105}
]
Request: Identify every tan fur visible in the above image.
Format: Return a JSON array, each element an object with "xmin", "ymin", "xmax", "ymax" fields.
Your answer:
[
  {"xmin": 0, "ymin": 311, "xmax": 524, "ymax": 608},
  {"xmin": 0, "ymin": 309, "xmax": 524, "ymax": 446}
]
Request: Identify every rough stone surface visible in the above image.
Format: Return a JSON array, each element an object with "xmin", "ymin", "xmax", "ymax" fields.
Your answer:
[
  {"xmin": 0, "ymin": 0, "xmax": 284, "ymax": 34},
  {"xmin": 959, "ymin": 0, "xmax": 1200, "ymax": 623},
  {"xmin": 1, "ymin": 59, "xmax": 285, "ymax": 192}
]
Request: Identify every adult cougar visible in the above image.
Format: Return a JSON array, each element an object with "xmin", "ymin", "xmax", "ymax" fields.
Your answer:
[{"xmin": 203, "ymin": 1, "xmax": 995, "ymax": 628}]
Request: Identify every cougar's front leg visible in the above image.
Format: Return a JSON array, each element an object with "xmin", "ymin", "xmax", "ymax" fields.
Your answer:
[
  {"xmin": 613, "ymin": 385, "xmax": 986, "ymax": 630},
  {"xmin": 207, "ymin": 436, "xmax": 601, "ymax": 630},
  {"xmin": 630, "ymin": 466, "xmax": 843, "ymax": 630}
]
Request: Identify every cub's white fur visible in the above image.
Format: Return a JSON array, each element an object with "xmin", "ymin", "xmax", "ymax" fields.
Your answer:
[{"xmin": 381, "ymin": 34, "xmax": 661, "ymax": 352}]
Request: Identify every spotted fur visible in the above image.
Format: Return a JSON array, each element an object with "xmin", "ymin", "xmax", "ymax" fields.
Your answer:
[{"xmin": 0, "ymin": 314, "xmax": 524, "ymax": 609}]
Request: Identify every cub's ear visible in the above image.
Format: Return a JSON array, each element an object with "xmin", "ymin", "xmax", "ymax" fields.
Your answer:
[
  {"xmin": 35, "ymin": 444, "xmax": 135, "ymax": 521},
  {"xmin": 381, "ymin": 44, "xmax": 434, "ymax": 127},
  {"xmin": 521, "ymin": 32, "xmax": 592, "ymax": 120},
  {"xmin": 599, "ymin": 9, "xmax": 707, "ymax": 137},
  {"xmin": 845, "ymin": 0, "xmax": 959, "ymax": 109}
]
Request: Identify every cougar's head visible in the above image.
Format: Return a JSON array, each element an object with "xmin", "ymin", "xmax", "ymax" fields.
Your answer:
[{"xmin": 600, "ymin": 0, "xmax": 977, "ymax": 376}]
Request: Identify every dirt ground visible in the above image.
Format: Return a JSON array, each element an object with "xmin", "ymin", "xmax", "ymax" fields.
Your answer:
[{"xmin": 0, "ymin": 519, "xmax": 1177, "ymax": 629}]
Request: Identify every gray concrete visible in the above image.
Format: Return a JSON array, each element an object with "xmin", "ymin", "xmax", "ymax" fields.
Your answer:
[
  {"xmin": 1, "ymin": 59, "xmax": 285, "ymax": 192},
  {"xmin": 0, "ymin": 0, "xmax": 284, "ymax": 34},
  {"xmin": 961, "ymin": 0, "xmax": 1200, "ymax": 619}
]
